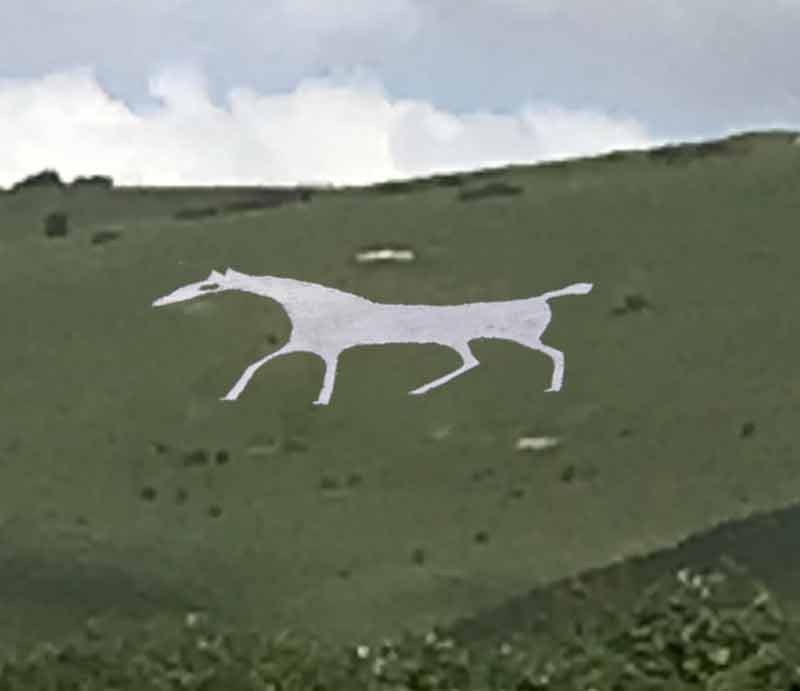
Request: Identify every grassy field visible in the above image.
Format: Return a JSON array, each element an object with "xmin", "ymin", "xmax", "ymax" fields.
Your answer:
[{"xmin": 1, "ymin": 129, "xmax": 800, "ymax": 658}]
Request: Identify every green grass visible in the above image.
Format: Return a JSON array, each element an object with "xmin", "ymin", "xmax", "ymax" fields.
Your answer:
[{"xmin": 2, "ymin": 129, "xmax": 800, "ymax": 652}]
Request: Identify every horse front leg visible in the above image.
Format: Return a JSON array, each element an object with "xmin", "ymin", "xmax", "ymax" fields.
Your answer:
[
  {"xmin": 220, "ymin": 344, "xmax": 296, "ymax": 401},
  {"xmin": 313, "ymin": 352, "xmax": 340, "ymax": 405}
]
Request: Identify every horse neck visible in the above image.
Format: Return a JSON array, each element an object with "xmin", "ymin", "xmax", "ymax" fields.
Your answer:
[
  {"xmin": 232, "ymin": 275, "xmax": 312, "ymax": 308},
  {"xmin": 231, "ymin": 274, "xmax": 367, "ymax": 318}
]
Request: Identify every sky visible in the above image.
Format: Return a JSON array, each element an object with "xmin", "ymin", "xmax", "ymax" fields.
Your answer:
[{"xmin": 0, "ymin": 0, "xmax": 798, "ymax": 187}]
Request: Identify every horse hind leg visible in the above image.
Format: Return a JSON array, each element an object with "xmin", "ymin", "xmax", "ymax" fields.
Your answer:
[
  {"xmin": 538, "ymin": 342, "xmax": 565, "ymax": 392},
  {"xmin": 529, "ymin": 340, "xmax": 565, "ymax": 392},
  {"xmin": 410, "ymin": 343, "xmax": 479, "ymax": 396},
  {"xmin": 510, "ymin": 335, "xmax": 565, "ymax": 392}
]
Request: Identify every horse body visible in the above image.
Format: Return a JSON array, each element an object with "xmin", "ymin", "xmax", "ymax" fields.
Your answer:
[
  {"xmin": 152, "ymin": 268, "xmax": 591, "ymax": 405},
  {"xmin": 318, "ymin": 299, "xmax": 550, "ymax": 347}
]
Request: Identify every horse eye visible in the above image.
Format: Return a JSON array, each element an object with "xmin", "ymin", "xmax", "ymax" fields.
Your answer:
[{"xmin": 199, "ymin": 283, "xmax": 219, "ymax": 291}]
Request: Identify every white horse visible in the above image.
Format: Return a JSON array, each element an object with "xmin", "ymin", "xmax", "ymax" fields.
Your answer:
[{"xmin": 152, "ymin": 268, "xmax": 592, "ymax": 405}]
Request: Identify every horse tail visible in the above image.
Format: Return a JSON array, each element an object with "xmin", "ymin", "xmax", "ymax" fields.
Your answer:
[{"xmin": 539, "ymin": 283, "xmax": 593, "ymax": 302}]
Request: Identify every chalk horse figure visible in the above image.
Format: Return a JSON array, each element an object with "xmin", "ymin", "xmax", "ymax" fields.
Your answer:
[{"xmin": 152, "ymin": 268, "xmax": 593, "ymax": 406}]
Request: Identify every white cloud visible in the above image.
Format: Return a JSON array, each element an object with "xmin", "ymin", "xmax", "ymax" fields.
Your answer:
[{"xmin": 0, "ymin": 65, "xmax": 656, "ymax": 188}]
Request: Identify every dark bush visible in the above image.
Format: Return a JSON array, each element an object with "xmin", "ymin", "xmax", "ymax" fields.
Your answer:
[
  {"xmin": 220, "ymin": 189, "xmax": 311, "ymax": 214},
  {"xmin": 222, "ymin": 199, "xmax": 279, "ymax": 213},
  {"xmin": 12, "ymin": 169, "xmax": 65, "ymax": 192},
  {"xmin": 367, "ymin": 174, "xmax": 464, "ymax": 195},
  {"xmin": 44, "ymin": 212, "xmax": 69, "ymax": 238},
  {"xmin": 458, "ymin": 181, "xmax": 523, "ymax": 201},
  {"xmin": 431, "ymin": 173, "xmax": 465, "ymax": 187},
  {"xmin": 647, "ymin": 139, "xmax": 735, "ymax": 164},
  {"xmin": 370, "ymin": 179, "xmax": 429, "ymax": 195},
  {"xmin": 173, "ymin": 206, "xmax": 219, "ymax": 220},
  {"xmin": 90, "ymin": 230, "xmax": 121, "ymax": 245},
  {"xmin": 183, "ymin": 449, "xmax": 209, "ymax": 466},
  {"xmin": 611, "ymin": 292, "xmax": 652, "ymax": 316},
  {"xmin": 72, "ymin": 175, "xmax": 114, "ymax": 189},
  {"xmin": 597, "ymin": 150, "xmax": 629, "ymax": 163}
]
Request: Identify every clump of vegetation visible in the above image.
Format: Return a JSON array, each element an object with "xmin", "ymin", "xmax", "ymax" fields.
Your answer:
[
  {"xmin": 646, "ymin": 139, "xmax": 737, "ymax": 164},
  {"xmin": 10, "ymin": 169, "xmax": 65, "ymax": 192},
  {"xmin": 370, "ymin": 179, "xmax": 430, "ymax": 195},
  {"xmin": 596, "ymin": 150, "xmax": 630, "ymax": 163},
  {"xmin": 346, "ymin": 472, "xmax": 363, "ymax": 487},
  {"xmin": 183, "ymin": 448, "xmax": 210, "ymax": 466},
  {"xmin": 220, "ymin": 189, "xmax": 312, "ymax": 213},
  {"xmin": 611, "ymin": 292, "xmax": 652, "ymax": 316},
  {"xmin": 740, "ymin": 422, "xmax": 756, "ymax": 438},
  {"xmin": 174, "ymin": 189, "xmax": 312, "ymax": 220},
  {"xmin": 72, "ymin": 174, "xmax": 114, "ymax": 189},
  {"xmin": 223, "ymin": 199, "xmax": 282, "ymax": 213},
  {"xmin": 90, "ymin": 230, "xmax": 121, "ymax": 246},
  {"xmin": 284, "ymin": 436, "xmax": 308, "ymax": 453},
  {"xmin": 174, "ymin": 206, "xmax": 220, "ymax": 220},
  {"xmin": 0, "ymin": 558, "xmax": 798, "ymax": 689},
  {"xmin": 319, "ymin": 474, "xmax": 339, "ymax": 490},
  {"xmin": 362, "ymin": 168, "xmax": 519, "ymax": 196},
  {"xmin": 473, "ymin": 530, "xmax": 490, "ymax": 544},
  {"xmin": 585, "ymin": 559, "xmax": 800, "ymax": 690},
  {"xmin": 431, "ymin": 173, "xmax": 465, "ymax": 188},
  {"xmin": 448, "ymin": 558, "xmax": 800, "ymax": 691},
  {"xmin": 43, "ymin": 211, "xmax": 69, "ymax": 238},
  {"xmin": 0, "ymin": 620, "xmax": 347, "ymax": 691},
  {"xmin": 458, "ymin": 181, "xmax": 523, "ymax": 201},
  {"xmin": 366, "ymin": 173, "xmax": 463, "ymax": 195},
  {"xmin": 726, "ymin": 129, "xmax": 799, "ymax": 146}
]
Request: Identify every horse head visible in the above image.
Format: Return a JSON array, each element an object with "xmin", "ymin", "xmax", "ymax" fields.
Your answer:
[{"xmin": 152, "ymin": 268, "xmax": 240, "ymax": 307}]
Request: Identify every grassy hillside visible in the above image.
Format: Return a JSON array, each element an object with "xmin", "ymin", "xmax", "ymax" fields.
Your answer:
[{"xmin": 1, "ymin": 129, "xmax": 800, "ymax": 654}]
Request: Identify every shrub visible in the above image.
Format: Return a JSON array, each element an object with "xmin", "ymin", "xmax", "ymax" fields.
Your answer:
[
  {"xmin": 370, "ymin": 179, "xmax": 429, "ymax": 195},
  {"xmin": 647, "ymin": 139, "xmax": 735, "ymax": 164},
  {"xmin": 174, "ymin": 206, "xmax": 220, "ymax": 220},
  {"xmin": 90, "ymin": 230, "xmax": 121, "ymax": 245},
  {"xmin": 11, "ymin": 169, "xmax": 65, "ymax": 192},
  {"xmin": 458, "ymin": 181, "xmax": 524, "ymax": 201},
  {"xmin": 611, "ymin": 292, "xmax": 652, "ymax": 316},
  {"xmin": 44, "ymin": 211, "xmax": 69, "ymax": 238},
  {"xmin": 432, "ymin": 173, "xmax": 465, "ymax": 187},
  {"xmin": 72, "ymin": 175, "xmax": 114, "ymax": 189}
]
